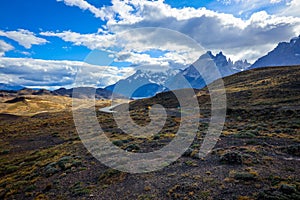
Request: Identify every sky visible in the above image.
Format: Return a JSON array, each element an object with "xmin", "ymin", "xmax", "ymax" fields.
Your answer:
[{"xmin": 0, "ymin": 0, "xmax": 299, "ymax": 89}]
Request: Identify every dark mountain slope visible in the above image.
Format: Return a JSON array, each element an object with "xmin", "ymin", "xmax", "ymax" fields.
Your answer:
[{"xmin": 251, "ymin": 35, "xmax": 300, "ymax": 69}]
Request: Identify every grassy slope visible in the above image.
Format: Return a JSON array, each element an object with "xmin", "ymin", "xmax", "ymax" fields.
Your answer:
[
  {"xmin": 222, "ymin": 65, "xmax": 300, "ymax": 108},
  {"xmin": 0, "ymin": 95, "xmax": 112, "ymax": 116},
  {"xmin": 0, "ymin": 66, "xmax": 299, "ymax": 199}
]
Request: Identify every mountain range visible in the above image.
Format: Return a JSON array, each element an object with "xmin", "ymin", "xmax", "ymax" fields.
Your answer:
[
  {"xmin": 0, "ymin": 87, "xmax": 118, "ymax": 100},
  {"xmin": 1, "ymin": 35, "xmax": 299, "ymax": 98},
  {"xmin": 105, "ymin": 51, "xmax": 250, "ymax": 98},
  {"xmin": 104, "ymin": 35, "xmax": 300, "ymax": 98}
]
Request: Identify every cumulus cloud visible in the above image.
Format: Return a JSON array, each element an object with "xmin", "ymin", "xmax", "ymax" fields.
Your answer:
[
  {"xmin": 47, "ymin": 0, "xmax": 300, "ymax": 63},
  {"xmin": 0, "ymin": 29, "xmax": 48, "ymax": 49},
  {"xmin": 40, "ymin": 30, "xmax": 116, "ymax": 50},
  {"xmin": 0, "ymin": 57, "xmax": 135, "ymax": 89},
  {"xmin": 41, "ymin": 27, "xmax": 205, "ymax": 66},
  {"xmin": 0, "ymin": 40, "xmax": 14, "ymax": 56}
]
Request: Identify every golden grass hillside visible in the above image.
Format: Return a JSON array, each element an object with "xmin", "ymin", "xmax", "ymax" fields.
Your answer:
[{"xmin": 0, "ymin": 95, "xmax": 112, "ymax": 116}]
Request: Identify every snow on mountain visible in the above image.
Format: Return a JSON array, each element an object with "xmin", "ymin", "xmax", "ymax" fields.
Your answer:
[
  {"xmin": 105, "ymin": 68, "xmax": 178, "ymax": 98},
  {"xmin": 230, "ymin": 59, "xmax": 251, "ymax": 71},
  {"xmin": 106, "ymin": 51, "xmax": 249, "ymax": 98},
  {"xmin": 130, "ymin": 69, "xmax": 177, "ymax": 85},
  {"xmin": 250, "ymin": 35, "xmax": 300, "ymax": 69}
]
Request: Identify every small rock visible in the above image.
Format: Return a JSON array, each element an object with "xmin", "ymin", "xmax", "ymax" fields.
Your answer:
[{"xmin": 280, "ymin": 184, "xmax": 296, "ymax": 194}]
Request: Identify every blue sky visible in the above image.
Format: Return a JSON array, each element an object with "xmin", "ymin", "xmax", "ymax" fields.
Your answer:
[
  {"xmin": 0, "ymin": 0, "xmax": 299, "ymax": 89},
  {"xmin": 0, "ymin": 0, "xmax": 105, "ymax": 60}
]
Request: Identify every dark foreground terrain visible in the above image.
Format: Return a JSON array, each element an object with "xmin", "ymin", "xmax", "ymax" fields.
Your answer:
[{"xmin": 0, "ymin": 66, "xmax": 299, "ymax": 200}]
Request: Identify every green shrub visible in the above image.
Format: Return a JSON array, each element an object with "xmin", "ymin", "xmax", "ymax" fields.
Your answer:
[
  {"xmin": 24, "ymin": 184, "xmax": 36, "ymax": 192},
  {"xmin": 220, "ymin": 151, "xmax": 243, "ymax": 165},
  {"xmin": 126, "ymin": 144, "xmax": 140, "ymax": 151},
  {"xmin": 112, "ymin": 140, "xmax": 124, "ymax": 147}
]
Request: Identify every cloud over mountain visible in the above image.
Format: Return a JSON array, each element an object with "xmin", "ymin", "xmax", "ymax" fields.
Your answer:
[{"xmin": 0, "ymin": 57, "xmax": 134, "ymax": 89}]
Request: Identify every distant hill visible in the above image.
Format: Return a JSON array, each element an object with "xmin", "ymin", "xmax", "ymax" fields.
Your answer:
[
  {"xmin": 0, "ymin": 83, "xmax": 24, "ymax": 91},
  {"xmin": 250, "ymin": 35, "xmax": 300, "ymax": 69},
  {"xmin": 0, "ymin": 88, "xmax": 53, "ymax": 98},
  {"xmin": 54, "ymin": 87, "xmax": 122, "ymax": 99},
  {"xmin": 0, "ymin": 86, "xmax": 118, "ymax": 100},
  {"xmin": 18, "ymin": 88, "xmax": 53, "ymax": 96}
]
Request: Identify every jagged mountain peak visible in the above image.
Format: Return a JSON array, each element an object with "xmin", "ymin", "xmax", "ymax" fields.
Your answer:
[
  {"xmin": 171, "ymin": 51, "xmax": 247, "ymax": 90},
  {"xmin": 290, "ymin": 35, "xmax": 300, "ymax": 45},
  {"xmin": 232, "ymin": 59, "xmax": 251, "ymax": 71},
  {"xmin": 202, "ymin": 51, "xmax": 233, "ymax": 68},
  {"xmin": 206, "ymin": 51, "xmax": 225, "ymax": 59}
]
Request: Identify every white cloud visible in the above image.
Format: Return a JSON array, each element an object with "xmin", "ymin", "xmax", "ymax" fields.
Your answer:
[
  {"xmin": 40, "ymin": 30, "xmax": 116, "ymax": 50},
  {"xmin": 0, "ymin": 57, "xmax": 135, "ymax": 88},
  {"xmin": 46, "ymin": 0, "xmax": 300, "ymax": 63},
  {"xmin": 0, "ymin": 40, "xmax": 14, "ymax": 56},
  {"xmin": 0, "ymin": 29, "xmax": 48, "ymax": 49},
  {"xmin": 41, "ymin": 27, "xmax": 205, "ymax": 65},
  {"xmin": 56, "ymin": 0, "xmax": 114, "ymax": 20},
  {"xmin": 281, "ymin": 0, "xmax": 300, "ymax": 17}
]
